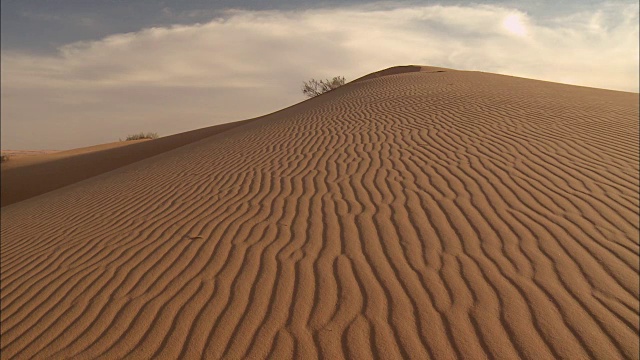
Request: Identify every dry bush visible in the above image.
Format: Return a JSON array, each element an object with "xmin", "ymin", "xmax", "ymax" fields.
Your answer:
[
  {"xmin": 122, "ymin": 132, "xmax": 159, "ymax": 141},
  {"xmin": 302, "ymin": 76, "xmax": 346, "ymax": 98}
]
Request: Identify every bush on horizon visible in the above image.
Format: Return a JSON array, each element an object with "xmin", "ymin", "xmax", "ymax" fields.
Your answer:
[
  {"xmin": 121, "ymin": 132, "xmax": 159, "ymax": 141},
  {"xmin": 302, "ymin": 76, "xmax": 346, "ymax": 98}
]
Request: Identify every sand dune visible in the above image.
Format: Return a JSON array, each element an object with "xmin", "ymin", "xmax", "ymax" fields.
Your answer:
[
  {"xmin": 1, "ymin": 66, "xmax": 638, "ymax": 359},
  {"xmin": 1, "ymin": 150, "xmax": 60, "ymax": 159},
  {"xmin": 1, "ymin": 119, "xmax": 261, "ymax": 207}
]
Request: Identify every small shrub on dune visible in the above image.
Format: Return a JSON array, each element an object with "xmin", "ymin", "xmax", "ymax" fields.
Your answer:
[
  {"xmin": 1, "ymin": 154, "xmax": 9, "ymax": 163},
  {"xmin": 302, "ymin": 76, "xmax": 346, "ymax": 98},
  {"xmin": 122, "ymin": 132, "xmax": 159, "ymax": 141}
]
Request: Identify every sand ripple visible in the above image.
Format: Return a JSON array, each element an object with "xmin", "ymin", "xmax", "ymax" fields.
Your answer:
[{"xmin": 1, "ymin": 67, "xmax": 638, "ymax": 359}]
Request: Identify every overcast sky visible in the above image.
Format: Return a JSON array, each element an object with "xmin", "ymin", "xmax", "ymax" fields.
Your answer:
[{"xmin": 2, "ymin": 0, "xmax": 638, "ymax": 150}]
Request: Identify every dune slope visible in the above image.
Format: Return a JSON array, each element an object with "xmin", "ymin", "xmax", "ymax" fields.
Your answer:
[
  {"xmin": 1, "ymin": 119, "xmax": 258, "ymax": 207},
  {"xmin": 1, "ymin": 67, "xmax": 638, "ymax": 359}
]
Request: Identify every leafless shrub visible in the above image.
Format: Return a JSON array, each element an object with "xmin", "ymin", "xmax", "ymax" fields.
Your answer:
[
  {"xmin": 302, "ymin": 76, "xmax": 346, "ymax": 98},
  {"xmin": 122, "ymin": 132, "xmax": 159, "ymax": 141}
]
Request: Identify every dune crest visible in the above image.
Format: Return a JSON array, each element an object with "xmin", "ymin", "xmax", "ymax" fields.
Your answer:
[{"xmin": 1, "ymin": 67, "xmax": 638, "ymax": 359}]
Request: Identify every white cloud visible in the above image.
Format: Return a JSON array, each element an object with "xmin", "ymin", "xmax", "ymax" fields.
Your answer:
[
  {"xmin": 503, "ymin": 13, "xmax": 528, "ymax": 36},
  {"xmin": 2, "ymin": 3, "xmax": 638, "ymax": 149}
]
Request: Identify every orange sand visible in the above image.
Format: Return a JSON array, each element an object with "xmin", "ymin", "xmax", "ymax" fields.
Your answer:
[
  {"xmin": 1, "ymin": 66, "xmax": 638, "ymax": 359},
  {"xmin": 1, "ymin": 150, "xmax": 60, "ymax": 159}
]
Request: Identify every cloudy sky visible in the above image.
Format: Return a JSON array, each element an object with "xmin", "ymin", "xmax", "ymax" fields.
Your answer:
[{"xmin": 2, "ymin": 0, "xmax": 638, "ymax": 150}]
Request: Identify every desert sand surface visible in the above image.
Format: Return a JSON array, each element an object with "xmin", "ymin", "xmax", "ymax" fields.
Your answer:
[
  {"xmin": 1, "ymin": 66, "xmax": 638, "ymax": 359},
  {"xmin": 1, "ymin": 150, "xmax": 61, "ymax": 159},
  {"xmin": 1, "ymin": 119, "xmax": 260, "ymax": 207}
]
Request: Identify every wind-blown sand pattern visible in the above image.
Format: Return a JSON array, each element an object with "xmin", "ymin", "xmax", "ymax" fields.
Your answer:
[
  {"xmin": 1, "ymin": 119, "xmax": 256, "ymax": 207},
  {"xmin": 1, "ymin": 66, "xmax": 638, "ymax": 359}
]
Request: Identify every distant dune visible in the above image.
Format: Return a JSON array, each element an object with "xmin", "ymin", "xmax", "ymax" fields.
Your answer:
[
  {"xmin": 1, "ymin": 66, "xmax": 638, "ymax": 359},
  {"xmin": 1, "ymin": 120, "xmax": 259, "ymax": 207},
  {"xmin": 1, "ymin": 150, "xmax": 60, "ymax": 158}
]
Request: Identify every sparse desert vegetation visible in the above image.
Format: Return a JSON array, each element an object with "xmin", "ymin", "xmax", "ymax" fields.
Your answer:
[
  {"xmin": 122, "ymin": 132, "xmax": 159, "ymax": 141},
  {"xmin": 302, "ymin": 76, "xmax": 346, "ymax": 98},
  {"xmin": 1, "ymin": 154, "xmax": 10, "ymax": 163}
]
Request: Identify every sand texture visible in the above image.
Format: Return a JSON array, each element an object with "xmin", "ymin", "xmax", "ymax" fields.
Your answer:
[
  {"xmin": 1, "ymin": 67, "xmax": 638, "ymax": 359},
  {"xmin": 1, "ymin": 119, "xmax": 259, "ymax": 207}
]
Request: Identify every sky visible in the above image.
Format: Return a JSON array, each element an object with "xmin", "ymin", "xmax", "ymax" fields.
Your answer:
[{"xmin": 2, "ymin": 1, "xmax": 638, "ymax": 150}]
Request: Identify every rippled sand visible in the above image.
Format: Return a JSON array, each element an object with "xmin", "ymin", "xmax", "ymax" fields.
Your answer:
[{"xmin": 1, "ymin": 66, "xmax": 638, "ymax": 359}]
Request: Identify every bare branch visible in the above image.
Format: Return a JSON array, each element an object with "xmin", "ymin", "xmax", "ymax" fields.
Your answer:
[{"xmin": 302, "ymin": 76, "xmax": 346, "ymax": 98}]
